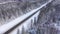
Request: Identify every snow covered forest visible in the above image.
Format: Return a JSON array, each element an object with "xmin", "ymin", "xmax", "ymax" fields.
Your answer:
[
  {"xmin": 0, "ymin": 0, "xmax": 47, "ymax": 26},
  {"xmin": 0, "ymin": 0, "xmax": 60, "ymax": 34}
]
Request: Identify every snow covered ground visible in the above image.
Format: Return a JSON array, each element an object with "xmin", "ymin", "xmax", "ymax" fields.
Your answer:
[{"xmin": 0, "ymin": 0, "xmax": 52, "ymax": 34}]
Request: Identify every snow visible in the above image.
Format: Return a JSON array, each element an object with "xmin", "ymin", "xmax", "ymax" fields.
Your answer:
[{"xmin": 0, "ymin": 0, "xmax": 52, "ymax": 34}]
